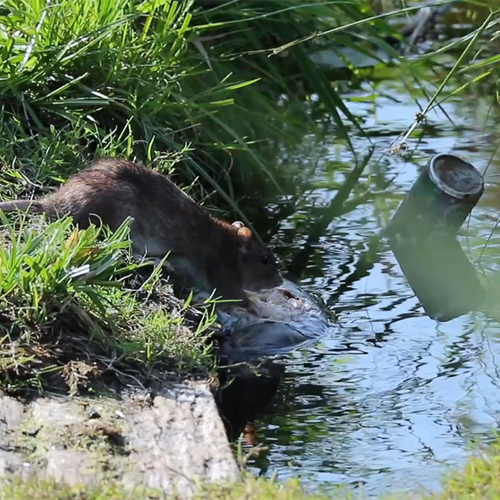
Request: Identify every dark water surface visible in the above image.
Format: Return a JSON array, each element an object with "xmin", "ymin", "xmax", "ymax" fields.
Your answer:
[{"xmin": 242, "ymin": 75, "xmax": 500, "ymax": 497}]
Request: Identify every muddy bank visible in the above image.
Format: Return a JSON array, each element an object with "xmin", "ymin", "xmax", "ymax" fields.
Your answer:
[{"xmin": 0, "ymin": 381, "xmax": 240, "ymax": 498}]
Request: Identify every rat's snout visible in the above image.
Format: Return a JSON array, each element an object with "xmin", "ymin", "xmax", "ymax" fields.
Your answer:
[
  {"xmin": 273, "ymin": 272, "xmax": 284, "ymax": 287},
  {"xmin": 259, "ymin": 271, "xmax": 283, "ymax": 291}
]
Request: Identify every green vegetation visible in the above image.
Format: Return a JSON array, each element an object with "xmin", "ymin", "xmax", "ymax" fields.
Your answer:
[
  {"xmin": 0, "ymin": 0, "xmax": 418, "ymax": 203},
  {"xmin": 0, "ymin": 210, "xmax": 218, "ymax": 395}
]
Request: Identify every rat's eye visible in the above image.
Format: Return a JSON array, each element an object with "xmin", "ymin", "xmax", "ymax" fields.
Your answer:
[{"xmin": 260, "ymin": 255, "xmax": 270, "ymax": 265}]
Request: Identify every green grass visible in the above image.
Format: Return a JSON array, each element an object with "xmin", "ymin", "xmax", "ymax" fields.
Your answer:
[
  {"xmin": 0, "ymin": 209, "xmax": 218, "ymax": 396},
  {"xmin": 0, "ymin": 0, "xmax": 412, "ymax": 203}
]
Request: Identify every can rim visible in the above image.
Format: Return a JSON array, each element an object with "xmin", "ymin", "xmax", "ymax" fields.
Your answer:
[{"xmin": 428, "ymin": 153, "xmax": 484, "ymax": 201}]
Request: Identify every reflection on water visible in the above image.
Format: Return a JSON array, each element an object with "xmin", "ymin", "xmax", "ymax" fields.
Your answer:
[{"xmin": 242, "ymin": 77, "xmax": 500, "ymax": 497}]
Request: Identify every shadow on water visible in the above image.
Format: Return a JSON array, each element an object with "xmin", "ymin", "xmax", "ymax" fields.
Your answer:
[
  {"xmin": 217, "ymin": 61, "xmax": 500, "ymax": 497},
  {"xmin": 216, "ymin": 359, "xmax": 286, "ymax": 442}
]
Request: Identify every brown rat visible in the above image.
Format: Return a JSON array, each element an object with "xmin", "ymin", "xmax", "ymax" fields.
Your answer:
[{"xmin": 0, "ymin": 158, "xmax": 283, "ymax": 307}]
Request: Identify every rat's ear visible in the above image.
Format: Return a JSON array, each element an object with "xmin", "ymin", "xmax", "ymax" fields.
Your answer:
[
  {"xmin": 237, "ymin": 227, "xmax": 253, "ymax": 253},
  {"xmin": 232, "ymin": 220, "xmax": 245, "ymax": 229}
]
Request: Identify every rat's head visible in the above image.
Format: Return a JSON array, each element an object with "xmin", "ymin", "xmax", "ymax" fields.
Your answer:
[{"xmin": 232, "ymin": 221, "xmax": 283, "ymax": 292}]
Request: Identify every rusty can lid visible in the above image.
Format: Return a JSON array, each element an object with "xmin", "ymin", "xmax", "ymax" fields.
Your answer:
[{"xmin": 428, "ymin": 153, "xmax": 484, "ymax": 201}]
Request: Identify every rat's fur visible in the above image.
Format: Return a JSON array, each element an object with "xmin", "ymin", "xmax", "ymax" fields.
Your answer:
[{"xmin": 0, "ymin": 158, "xmax": 283, "ymax": 304}]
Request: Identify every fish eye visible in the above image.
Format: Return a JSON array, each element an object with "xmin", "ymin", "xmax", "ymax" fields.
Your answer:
[{"xmin": 260, "ymin": 255, "xmax": 270, "ymax": 265}]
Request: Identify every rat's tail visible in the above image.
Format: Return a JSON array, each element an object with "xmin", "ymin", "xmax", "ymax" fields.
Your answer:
[{"xmin": 0, "ymin": 200, "xmax": 45, "ymax": 213}]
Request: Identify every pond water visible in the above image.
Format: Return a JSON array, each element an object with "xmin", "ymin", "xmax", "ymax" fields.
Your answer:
[{"xmin": 241, "ymin": 70, "xmax": 500, "ymax": 497}]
